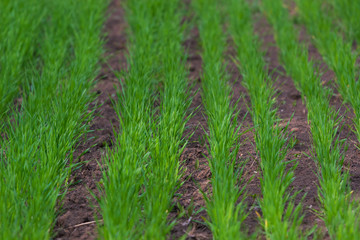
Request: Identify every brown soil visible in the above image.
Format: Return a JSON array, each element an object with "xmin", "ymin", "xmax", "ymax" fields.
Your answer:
[{"xmin": 53, "ymin": 1, "xmax": 360, "ymax": 239}]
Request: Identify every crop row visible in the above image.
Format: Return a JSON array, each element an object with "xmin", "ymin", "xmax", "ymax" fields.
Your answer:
[
  {"xmin": 262, "ymin": 0, "xmax": 359, "ymax": 238},
  {"xmin": 0, "ymin": 0, "xmax": 107, "ymax": 238},
  {"xmin": 296, "ymin": 0, "xmax": 360, "ymax": 145},
  {"xmin": 192, "ymin": 0, "xmax": 247, "ymax": 238},
  {"xmin": 226, "ymin": 0, "xmax": 305, "ymax": 238},
  {"xmin": 99, "ymin": 0, "xmax": 192, "ymax": 238},
  {"xmin": 0, "ymin": 0, "xmax": 43, "ymax": 123},
  {"xmin": 327, "ymin": 0, "xmax": 360, "ymax": 43}
]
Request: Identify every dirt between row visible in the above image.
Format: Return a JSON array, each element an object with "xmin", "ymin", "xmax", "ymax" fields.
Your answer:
[{"xmin": 54, "ymin": 0, "xmax": 360, "ymax": 239}]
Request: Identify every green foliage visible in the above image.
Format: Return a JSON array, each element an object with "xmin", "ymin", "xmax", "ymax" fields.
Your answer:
[
  {"xmin": 226, "ymin": 0, "xmax": 304, "ymax": 239},
  {"xmin": 262, "ymin": 0, "xmax": 359, "ymax": 238},
  {"xmin": 296, "ymin": 0, "xmax": 360, "ymax": 146},
  {"xmin": 326, "ymin": 0, "xmax": 360, "ymax": 43},
  {"xmin": 99, "ymin": 0, "xmax": 192, "ymax": 239},
  {"xmin": 192, "ymin": 0, "xmax": 248, "ymax": 239},
  {"xmin": 0, "ymin": 0, "xmax": 43, "ymax": 122},
  {"xmin": 0, "ymin": 0, "xmax": 107, "ymax": 238},
  {"xmin": 294, "ymin": 0, "xmax": 360, "ymax": 238}
]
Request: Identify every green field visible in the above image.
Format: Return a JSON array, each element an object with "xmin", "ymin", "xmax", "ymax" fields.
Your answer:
[{"xmin": 1, "ymin": 0, "xmax": 359, "ymax": 239}]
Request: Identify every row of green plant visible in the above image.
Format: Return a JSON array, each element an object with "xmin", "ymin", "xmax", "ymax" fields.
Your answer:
[
  {"xmin": 326, "ymin": 0, "xmax": 360, "ymax": 44},
  {"xmin": 295, "ymin": 0, "xmax": 360, "ymax": 145},
  {"xmin": 192, "ymin": 0, "xmax": 248, "ymax": 238},
  {"xmin": 99, "ymin": 0, "xmax": 192, "ymax": 239},
  {"xmin": 225, "ymin": 0, "xmax": 305, "ymax": 238},
  {"xmin": 261, "ymin": 0, "xmax": 359, "ymax": 238},
  {"xmin": 0, "ymin": 0, "xmax": 43, "ymax": 123},
  {"xmin": 0, "ymin": 0, "xmax": 107, "ymax": 239}
]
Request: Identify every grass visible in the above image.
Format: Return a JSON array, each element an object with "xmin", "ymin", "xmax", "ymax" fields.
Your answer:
[
  {"xmin": 294, "ymin": 0, "xmax": 360, "ymax": 237},
  {"xmin": 226, "ymin": 0, "xmax": 305, "ymax": 238},
  {"xmin": 261, "ymin": 0, "xmax": 359, "ymax": 238},
  {"xmin": 192, "ymin": 0, "xmax": 247, "ymax": 238},
  {"xmin": 0, "ymin": 0, "xmax": 44, "ymax": 123},
  {"xmin": 142, "ymin": 0, "xmax": 192, "ymax": 237},
  {"xmin": 99, "ymin": 0, "xmax": 192, "ymax": 239},
  {"xmin": 3, "ymin": 0, "xmax": 359, "ymax": 239},
  {"xmin": 295, "ymin": 0, "xmax": 360, "ymax": 146},
  {"xmin": 0, "ymin": 0, "xmax": 107, "ymax": 238},
  {"xmin": 326, "ymin": 0, "xmax": 360, "ymax": 43}
]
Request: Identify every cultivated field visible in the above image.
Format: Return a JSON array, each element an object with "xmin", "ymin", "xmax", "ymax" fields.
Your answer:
[{"xmin": 1, "ymin": 0, "xmax": 360, "ymax": 239}]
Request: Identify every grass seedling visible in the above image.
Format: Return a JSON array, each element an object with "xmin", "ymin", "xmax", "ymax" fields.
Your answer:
[
  {"xmin": 295, "ymin": 0, "xmax": 360, "ymax": 147},
  {"xmin": 192, "ymin": 0, "xmax": 248, "ymax": 238},
  {"xmin": 261, "ymin": 0, "xmax": 359, "ymax": 238},
  {"xmin": 142, "ymin": 1, "xmax": 192, "ymax": 238},
  {"xmin": 294, "ymin": 0, "xmax": 360, "ymax": 237},
  {"xmin": 99, "ymin": 1, "xmax": 158, "ymax": 237},
  {"xmin": 326, "ymin": 0, "xmax": 360, "ymax": 43},
  {"xmin": 0, "ymin": 0, "xmax": 44, "ymax": 123},
  {"xmin": 226, "ymin": 0, "xmax": 305, "ymax": 238},
  {"xmin": 0, "ymin": 0, "xmax": 107, "ymax": 238},
  {"xmin": 99, "ymin": 0, "xmax": 192, "ymax": 239}
]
